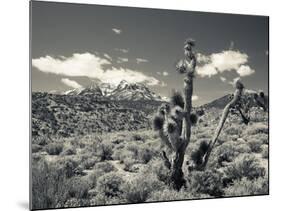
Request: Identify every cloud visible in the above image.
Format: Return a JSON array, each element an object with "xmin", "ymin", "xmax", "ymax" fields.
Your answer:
[
  {"xmin": 117, "ymin": 57, "xmax": 129, "ymax": 63},
  {"xmin": 196, "ymin": 50, "xmax": 255, "ymax": 78},
  {"xmin": 61, "ymin": 78, "xmax": 82, "ymax": 89},
  {"xmin": 112, "ymin": 28, "xmax": 122, "ymax": 34},
  {"xmin": 115, "ymin": 48, "xmax": 129, "ymax": 53},
  {"xmin": 32, "ymin": 52, "xmax": 160, "ymax": 86},
  {"xmin": 220, "ymin": 76, "xmax": 227, "ymax": 82},
  {"xmin": 103, "ymin": 53, "xmax": 112, "ymax": 61},
  {"xmin": 196, "ymin": 63, "xmax": 218, "ymax": 77},
  {"xmin": 157, "ymin": 71, "xmax": 169, "ymax": 76},
  {"xmin": 197, "ymin": 53, "xmax": 210, "ymax": 63},
  {"xmin": 192, "ymin": 95, "xmax": 199, "ymax": 101},
  {"xmin": 136, "ymin": 58, "xmax": 149, "ymax": 64},
  {"xmin": 236, "ymin": 65, "xmax": 255, "ymax": 77}
]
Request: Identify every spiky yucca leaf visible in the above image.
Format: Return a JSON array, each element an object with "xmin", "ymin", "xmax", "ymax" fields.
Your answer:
[
  {"xmin": 170, "ymin": 91, "xmax": 184, "ymax": 108},
  {"xmin": 153, "ymin": 115, "xmax": 164, "ymax": 130},
  {"xmin": 184, "ymin": 38, "xmax": 196, "ymax": 47},
  {"xmin": 190, "ymin": 113, "xmax": 198, "ymax": 125},
  {"xmin": 191, "ymin": 140, "xmax": 209, "ymax": 166},
  {"xmin": 175, "ymin": 59, "xmax": 187, "ymax": 74}
]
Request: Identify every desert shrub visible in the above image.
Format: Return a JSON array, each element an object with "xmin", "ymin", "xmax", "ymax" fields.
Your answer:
[
  {"xmin": 187, "ymin": 170, "xmax": 224, "ymax": 196},
  {"xmin": 96, "ymin": 173, "xmax": 124, "ymax": 197},
  {"xmin": 147, "ymin": 188, "xmax": 209, "ymax": 202},
  {"xmin": 96, "ymin": 142, "xmax": 113, "ymax": 161},
  {"xmin": 245, "ymin": 123, "xmax": 268, "ymax": 135},
  {"xmin": 225, "ymin": 126, "xmax": 240, "ymax": 136},
  {"xmin": 67, "ymin": 177, "xmax": 90, "ymax": 199},
  {"xmin": 94, "ymin": 161, "xmax": 116, "ymax": 173},
  {"xmin": 90, "ymin": 193, "xmax": 125, "ymax": 206},
  {"xmin": 32, "ymin": 144, "xmax": 43, "ymax": 153},
  {"xmin": 234, "ymin": 143, "xmax": 251, "ymax": 154},
  {"xmin": 149, "ymin": 159, "xmax": 170, "ymax": 184},
  {"xmin": 261, "ymin": 145, "xmax": 269, "ymax": 159},
  {"xmin": 45, "ymin": 143, "xmax": 63, "ymax": 155},
  {"xmin": 112, "ymin": 149, "xmax": 132, "ymax": 162},
  {"xmin": 32, "ymin": 160, "xmax": 71, "ymax": 209},
  {"xmin": 80, "ymin": 157, "xmax": 99, "ymax": 170},
  {"xmin": 224, "ymin": 154, "xmax": 265, "ymax": 181},
  {"xmin": 132, "ymin": 133, "xmax": 144, "ymax": 142},
  {"xmin": 249, "ymin": 133, "xmax": 268, "ymax": 145},
  {"xmin": 111, "ymin": 138, "xmax": 125, "ymax": 145},
  {"xmin": 33, "ymin": 136, "xmax": 49, "ymax": 146},
  {"xmin": 126, "ymin": 143, "xmax": 139, "ymax": 158},
  {"xmin": 122, "ymin": 173, "xmax": 165, "ymax": 203},
  {"xmin": 56, "ymin": 158, "xmax": 79, "ymax": 178},
  {"xmin": 64, "ymin": 198, "xmax": 90, "ymax": 208},
  {"xmin": 247, "ymin": 139, "xmax": 262, "ymax": 153},
  {"xmin": 213, "ymin": 142, "xmax": 236, "ymax": 167},
  {"xmin": 196, "ymin": 131, "xmax": 211, "ymax": 139},
  {"xmin": 61, "ymin": 146, "xmax": 76, "ymax": 156},
  {"xmin": 224, "ymin": 177, "xmax": 268, "ymax": 196},
  {"xmin": 123, "ymin": 156, "xmax": 139, "ymax": 172},
  {"xmin": 138, "ymin": 146, "xmax": 155, "ymax": 164},
  {"xmin": 87, "ymin": 169, "xmax": 104, "ymax": 188}
]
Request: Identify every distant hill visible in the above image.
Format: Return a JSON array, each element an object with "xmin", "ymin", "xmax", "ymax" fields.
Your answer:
[
  {"xmin": 32, "ymin": 92, "xmax": 162, "ymax": 138},
  {"xmin": 201, "ymin": 89, "xmax": 268, "ymax": 109}
]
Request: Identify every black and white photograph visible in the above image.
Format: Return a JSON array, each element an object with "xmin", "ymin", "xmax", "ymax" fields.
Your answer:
[{"xmin": 30, "ymin": 1, "xmax": 269, "ymax": 210}]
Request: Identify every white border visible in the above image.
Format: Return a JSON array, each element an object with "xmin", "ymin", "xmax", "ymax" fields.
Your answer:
[{"xmin": 1, "ymin": 0, "xmax": 280, "ymax": 211}]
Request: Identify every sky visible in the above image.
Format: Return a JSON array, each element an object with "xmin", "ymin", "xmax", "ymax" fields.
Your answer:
[{"xmin": 31, "ymin": 1, "xmax": 269, "ymax": 106}]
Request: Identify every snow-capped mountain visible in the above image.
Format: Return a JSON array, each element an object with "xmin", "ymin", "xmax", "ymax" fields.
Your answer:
[
  {"xmin": 109, "ymin": 80, "xmax": 163, "ymax": 101},
  {"xmin": 63, "ymin": 84, "xmax": 103, "ymax": 96},
  {"xmin": 63, "ymin": 80, "xmax": 164, "ymax": 101},
  {"xmin": 99, "ymin": 83, "xmax": 116, "ymax": 96}
]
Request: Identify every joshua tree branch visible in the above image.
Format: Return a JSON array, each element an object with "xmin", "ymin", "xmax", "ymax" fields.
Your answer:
[{"xmin": 199, "ymin": 81, "xmax": 244, "ymax": 170}]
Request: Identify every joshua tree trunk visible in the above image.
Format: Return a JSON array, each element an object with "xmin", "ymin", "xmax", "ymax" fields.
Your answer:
[
  {"xmin": 167, "ymin": 40, "xmax": 196, "ymax": 190},
  {"xmin": 199, "ymin": 82, "xmax": 244, "ymax": 170},
  {"xmin": 169, "ymin": 76, "xmax": 194, "ymax": 190}
]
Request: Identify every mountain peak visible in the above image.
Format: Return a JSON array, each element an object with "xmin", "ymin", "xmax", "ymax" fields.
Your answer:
[{"xmin": 63, "ymin": 80, "xmax": 164, "ymax": 101}]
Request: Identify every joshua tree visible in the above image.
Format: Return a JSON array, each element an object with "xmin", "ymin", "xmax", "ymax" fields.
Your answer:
[
  {"xmin": 153, "ymin": 38, "xmax": 197, "ymax": 190},
  {"xmin": 153, "ymin": 38, "xmax": 267, "ymax": 190}
]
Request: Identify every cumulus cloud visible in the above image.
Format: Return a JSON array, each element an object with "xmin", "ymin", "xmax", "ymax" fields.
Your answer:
[
  {"xmin": 61, "ymin": 78, "xmax": 82, "ymax": 89},
  {"xmin": 112, "ymin": 28, "xmax": 122, "ymax": 34},
  {"xmin": 136, "ymin": 58, "xmax": 149, "ymax": 64},
  {"xmin": 197, "ymin": 53, "xmax": 210, "ymax": 63},
  {"xmin": 196, "ymin": 63, "xmax": 218, "ymax": 77},
  {"xmin": 32, "ymin": 52, "xmax": 160, "ymax": 86},
  {"xmin": 196, "ymin": 50, "xmax": 255, "ymax": 77},
  {"xmin": 115, "ymin": 48, "xmax": 129, "ymax": 53},
  {"xmin": 236, "ymin": 65, "xmax": 255, "ymax": 77},
  {"xmin": 116, "ymin": 57, "xmax": 129, "ymax": 63},
  {"xmin": 192, "ymin": 95, "xmax": 199, "ymax": 101}
]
